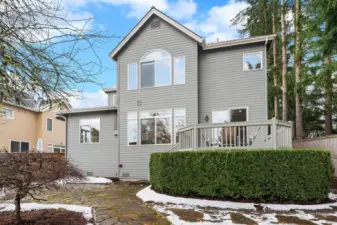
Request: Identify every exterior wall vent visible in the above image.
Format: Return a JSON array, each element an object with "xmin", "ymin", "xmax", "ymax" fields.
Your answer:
[
  {"xmin": 86, "ymin": 172, "xmax": 93, "ymax": 176},
  {"xmin": 122, "ymin": 172, "xmax": 130, "ymax": 177},
  {"xmin": 151, "ymin": 19, "xmax": 161, "ymax": 29}
]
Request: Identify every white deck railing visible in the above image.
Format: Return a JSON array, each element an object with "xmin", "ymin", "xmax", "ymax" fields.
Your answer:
[{"xmin": 178, "ymin": 118, "xmax": 292, "ymax": 151}]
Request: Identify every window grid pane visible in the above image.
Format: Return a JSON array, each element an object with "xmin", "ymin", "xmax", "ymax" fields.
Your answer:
[
  {"xmin": 243, "ymin": 52, "xmax": 262, "ymax": 70},
  {"xmin": 141, "ymin": 61, "xmax": 155, "ymax": 88},
  {"xmin": 128, "ymin": 112, "xmax": 138, "ymax": 146},
  {"xmin": 80, "ymin": 118, "xmax": 100, "ymax": 143},
  {"xmin": 47, "ymin": 119, "xmax": 53, "ymax": 131},
  {"xmin": 128, "ymin": 63, "xmax": 138, "ymax": 90},
  {"xmin": 11, "ymin": 141, "xmax": 20, "ymax": 152},
  {"xmin": 21, "ymin": 142, "xmax": 29, "ymax": 152},
  {"xmin": 174, "ymin": 108, "xmax": 186, "ymax": 143},
  {"xmin": 155, "ymin": 59, "xmax": 171, "ymax": 86},
  {"xmin": 174, "ymin": 57, "xmax": 185, "ymax": 85}
]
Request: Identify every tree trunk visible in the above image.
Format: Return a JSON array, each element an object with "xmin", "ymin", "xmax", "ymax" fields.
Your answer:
[
  {"xmin": 263, "ymin": 0, "xmax": 268, "ymax": 34},
  {"xmin": 272, "ymin": 0, "xmax": 279, "ymax": 119},
  {"xmin": 295, "ymin": 0, "xmax": 303, "ymax": 139},
  {"xmin": 281, "ymin": 0, "xmax": 288, "ymax": 121},
  {"xmin": 325, "ymin": 56, "xmax": 333, "ymax": 135},
  {"xmin": 15, "ymin": 194, "xmax": 22, "ymax": 223}
]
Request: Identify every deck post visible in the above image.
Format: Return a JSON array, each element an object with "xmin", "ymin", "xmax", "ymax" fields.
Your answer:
[
  {"xmin": 193, "ymin": 124, "xmax": 197, "ymax": 150},
  {"xmin": 272, "ymin": 117, "xmax": 277, "ymax": 149}
]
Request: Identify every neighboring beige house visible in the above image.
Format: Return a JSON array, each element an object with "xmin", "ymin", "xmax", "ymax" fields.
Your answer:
[{"xmin": 0, "ymin": 100, "xmax": 70, "ymax": 153}]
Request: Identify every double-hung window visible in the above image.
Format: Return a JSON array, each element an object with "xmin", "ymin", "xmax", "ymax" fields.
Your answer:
[
  {"xmin": 141, "ymin": 50, "xmax": 171, "ymax": 88},
  {"xmin": 140, "ymin": 109, "xmax": 172, "ymax": 145},
  {"xmin": 243, "ymin": 52, "xmax": 262, "ymax": 70}
]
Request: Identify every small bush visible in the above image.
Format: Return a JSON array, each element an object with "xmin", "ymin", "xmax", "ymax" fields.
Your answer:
[{"xmin": 150, "ymin": 149, "xmax": 333, "ymax": 203}]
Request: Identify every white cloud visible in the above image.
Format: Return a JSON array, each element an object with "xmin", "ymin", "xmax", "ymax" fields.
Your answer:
[
  {"xmin": 69, "ymin": 90, "xmax": 108, "ymax": 108},
  {"xmin": 182, "ymin": 0, "xmax": 248, "ymax": 43},
  {"xmin": 198, "ymin": 0, "xmax": 249, "ymax": 43},
  {"xmin": 64, "ymin": 0, "xmax": 196, "ymax": 20},
  {"xmin": 167, "ymin": 0, "xmax": 197, "ymax": 20}
]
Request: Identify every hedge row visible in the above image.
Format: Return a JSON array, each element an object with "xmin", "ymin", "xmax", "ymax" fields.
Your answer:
[{"xmin": 150, "ymin": 149, "xmax": 333, "ymax": 203}]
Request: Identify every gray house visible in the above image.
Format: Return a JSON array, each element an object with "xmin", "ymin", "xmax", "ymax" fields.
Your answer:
[{"xmin": 63, "ymin": 7, "xmax": 292, "ymax": 179}]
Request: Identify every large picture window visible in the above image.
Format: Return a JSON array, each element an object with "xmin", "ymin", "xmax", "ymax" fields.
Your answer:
[
  {"xmin": 174, "ymin": 108, "xmax": 186, "ymax": 143},
  {"xmin": 80, "ymin": 118, "xmax": 100, "ymax": 143},
  {"xmin": 127, "ymin": 112, "xmax": 138, "ymax": 145},
  {"xmin": 140, "ymin": 109, "xmax": 172, "ymax": 145},
  {"xmin": 141, "ymin": 50, "xmax": 171, "ymax": 88},
  {"xmin": 243, "ymin": 52, "xmax": 262, "ymax": 70},
  {"xmin": 128, "ymin": 63, "xmax": 138, "ymax": 90}
]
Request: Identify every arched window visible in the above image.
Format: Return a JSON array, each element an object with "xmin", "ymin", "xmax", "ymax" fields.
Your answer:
[{"xmin": 140, "ymin": 50, "xmax": 171, "ymax": 88}]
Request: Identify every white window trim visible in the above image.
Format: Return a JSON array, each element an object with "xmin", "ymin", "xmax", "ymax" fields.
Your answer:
[
  {"xmin": 139, "ymin": 109, "xmax": 173, "ymax": 146},
  {"xmin": 128, "ymin": 63, "xmax": 138, "ymax": 90},
  {"xmin": 2, "ymin": 107, "xmax": 14, "ymax": 119},
  {"xmin": 46, "ymin": 117, "xmax": 53, "ymax": 132},
  {"xmin": 174, "ymin": 56, "xmax": 186, "ymax": 85},
  {"xmin": 9, "ymin": 140, "xmax": 30, "ymax": 153},
  {"xmin": 140, "ymin": 49, "xmax": 172, "ymax": 89},
  {"xmin": 243, "ymin": 51, "xmax": 263, "ymax": 71},
  {"xmin": 53, "ymin": 144, "xmax": 66, "ymax": 153},
  {"xmin": 79, "ymin": 118, "xmax": 101, "ymax": 144},
  {"xmin": 47, "ymin": 143, "xmax": 53, "ymax": 152},
  {"xmin": 127, "ymin": 111, "xmax": 138, "ymax": 147},
  {"xmin": 212, "ymin": 107, "xmax": 249, "ymax": 123}
]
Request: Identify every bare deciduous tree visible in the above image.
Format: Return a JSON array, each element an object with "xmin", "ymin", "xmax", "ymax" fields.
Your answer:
[
  {"xmin": 0, "ymin": 153, "xmax": 84, "ymax": 223},
  {"xmin": 0, "ymin": 0, "xmax": 115, "ymax": 105}
]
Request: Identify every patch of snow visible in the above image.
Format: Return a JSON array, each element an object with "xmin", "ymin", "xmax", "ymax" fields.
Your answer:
[
  {"xmin": 329, "ymin": 192, "xmax": 337, "ymax": 200},
  {"xmin": 0, "ymin": 203, "xmax": 92, "ymax": 224},
  {"xmin": 137, "ymin": 186, "xmax": 337, "ymax": 211},
  {"xmin": 57, "ymin": 176, "xmax": 112, "ymax": 185}
]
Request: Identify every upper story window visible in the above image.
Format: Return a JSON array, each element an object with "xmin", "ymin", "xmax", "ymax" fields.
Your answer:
[
  {"xmin": 141, "ymin": 50, "xmax": 171, "ymax": 88},
  {"xmin": 80, "ymin": 118, "xmax": 100, "ymax": 143},
  {"xmin": 243, "ymin": 52, "xmax": 262, "ymax": 71},
  {"xmin": 128, "ymin": 63, "xmax": 138, "ymax": 90},
  {"xmin": 174, "ymin": 56, "xmax": 185, "ymax": 85},
  {"xmin": 47, "ymin": 118, "xmax": 53, "ymax": 132},
  {"xmin": 111, "ymin": 93, "xmax": 117, "ymax": 106},
  {"xmin": 1, "ymin": 108, "xmax": 14, "ymax": 119}
]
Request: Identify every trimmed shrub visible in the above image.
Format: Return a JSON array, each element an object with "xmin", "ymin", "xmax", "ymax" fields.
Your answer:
[{"xmin": 150, "ymin": 149, "xmax": 333, "ymax": 203}]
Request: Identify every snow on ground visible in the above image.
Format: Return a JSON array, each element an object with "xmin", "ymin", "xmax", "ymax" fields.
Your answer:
[
  {"xmin": 137, "ymin": 186, "xmax": 337, "ymax": 225},
  {"xmin": 137, "ymin": 186, "xmax": 337, "ymax": 211},
  {"xmin": 0, "ymin": 203, "xmax": 93, "ymax": 224},
  {"xmin": 57, "ymin": 176, "xmax": 112, "ymax": 185}
]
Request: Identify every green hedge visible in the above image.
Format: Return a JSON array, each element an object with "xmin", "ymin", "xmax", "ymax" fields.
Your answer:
[{"xmin": 150, "ymin": 149, "xmax": 333, "ymax": 203}]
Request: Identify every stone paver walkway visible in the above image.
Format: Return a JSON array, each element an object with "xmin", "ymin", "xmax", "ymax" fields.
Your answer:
[{"xmin": 1, "ymin": 182, "xmax": 170, "ymax": 225}]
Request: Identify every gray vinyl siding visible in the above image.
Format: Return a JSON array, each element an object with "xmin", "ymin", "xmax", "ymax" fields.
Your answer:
[
  {"xmin": 66, "ymin": 111, "xmax": 118, "ymax": 178},
  {"xmin": 117, "ymin": 16, "xmax": 199, "ymax": 179},
  {"xmin": 198, "ymin": 44, "xmax": 268, "ymax": 123}
]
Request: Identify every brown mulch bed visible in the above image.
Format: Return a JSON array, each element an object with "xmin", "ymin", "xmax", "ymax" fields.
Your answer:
[{"xmin": 0, "ymin": 209, "xmax": 88, "ymax": 225}]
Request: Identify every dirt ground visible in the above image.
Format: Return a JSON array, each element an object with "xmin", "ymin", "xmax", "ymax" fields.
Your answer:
[{"xmin": 0, "ymin": 209, "xmax": 89, "ymax": 225}]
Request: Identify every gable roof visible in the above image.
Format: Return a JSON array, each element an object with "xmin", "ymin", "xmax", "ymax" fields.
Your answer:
[{"xmin": 109, "ymin": 7, "xmax": 204, "ymax": 60}]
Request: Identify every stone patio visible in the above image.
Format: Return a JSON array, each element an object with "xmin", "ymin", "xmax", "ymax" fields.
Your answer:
[{"xmin": 0, "ymin": 181, "xmax": 170, "ymax": 225}]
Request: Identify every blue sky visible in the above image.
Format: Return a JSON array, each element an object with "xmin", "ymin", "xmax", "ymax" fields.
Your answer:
[{"xmin": 66, "ymin": 0, "xmax": 248, "ymax": 108}]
